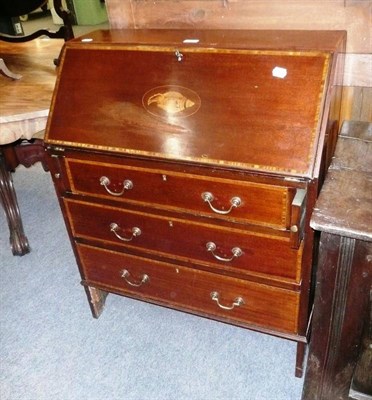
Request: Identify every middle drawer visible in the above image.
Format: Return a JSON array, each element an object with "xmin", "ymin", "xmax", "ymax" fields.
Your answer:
[{"xmin": 64, "ymin": 199, "xmax": 302, "ymax": 283}]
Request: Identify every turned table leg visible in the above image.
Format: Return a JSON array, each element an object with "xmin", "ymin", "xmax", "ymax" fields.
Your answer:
[{"xmin": 0, "ymin": 152, "xmax": 30, "ymax": 256}]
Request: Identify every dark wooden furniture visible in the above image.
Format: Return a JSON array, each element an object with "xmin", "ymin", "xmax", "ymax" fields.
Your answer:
[
  {"xmin": 302, "ymin": 120, "xmax": 372, "ymax": 399},
  {"xmin": 0, "ymin": 0, "xmax": 74, "ymax": 43},
  {"xmin": 0, "ymin": 39, "xmax": 63, "ymax": 255},
  {"xmin": 45, "ymin": 29, "xmax": 346, "ymax": 377}
]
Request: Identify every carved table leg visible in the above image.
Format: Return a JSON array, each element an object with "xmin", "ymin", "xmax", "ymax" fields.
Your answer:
[
  {"xmin": 0, "ymin": 152, "xmax": 30, "ymax": 255},
  {"xmin": 14, "ymin": 138, "xmax": 49, "ymax": 171}
]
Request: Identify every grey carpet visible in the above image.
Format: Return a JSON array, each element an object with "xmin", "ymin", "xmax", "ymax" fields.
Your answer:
[{"xmin": 0, "ymin": 164, "xmax": 304, "ymax": 400}]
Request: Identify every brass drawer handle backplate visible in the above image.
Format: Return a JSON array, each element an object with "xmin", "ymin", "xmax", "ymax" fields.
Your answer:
[
  {"xmin": 110, "ymin": 223, "xmax": 142, "ymax": 242},
  {"xmin": 100, "ymin": 176, "xmax": 133, "ymax": 197},
  {"xmin": 121, "ymin": 269, "xmax": 150, "ymax": 287},
  {"xmin": 206, "ymin": 241, "xmax": 243, "ymax": 262},
  {"xmin": 210, "ymin": 291, "xmax": 245, "ymax": 311},
  {"xmin": 201, "ymin": 192, "xmax": 241, "ymax": 215}
]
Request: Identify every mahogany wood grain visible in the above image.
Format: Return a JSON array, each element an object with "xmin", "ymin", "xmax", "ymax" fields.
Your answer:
[
  {"xmin": 45, "ymin": 29, "xmax": 346, "ymax": 378},
  {"xmin": 64, "ymin": 156, "xmax": 293, "ymax": 229},
  {"xmin": 46, "ymin": 30, "xmax": 343, "ymax": 179},
  {"xmin": 64, "ymin": 198, "xmax": 303, "ymax": 285},
  {"xmin": 104, "ymin": 0, "xmax": 367, "ymax": 53},
  {"xmin": 104, "ymin": 0, "xmax": 370, "ymax": 123},
  {"xmin": 77, "ymin": 243, "xmax": 300, "ymax": 334}
]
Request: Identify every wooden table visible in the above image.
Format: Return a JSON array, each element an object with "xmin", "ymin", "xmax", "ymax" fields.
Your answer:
[
  {"xmin": 0, "ymin": 38, "xmax": 63, "ymax": 255},
  {"xmin": 302, "ymin": 120, "xmax": 372, "ymax": 399}
]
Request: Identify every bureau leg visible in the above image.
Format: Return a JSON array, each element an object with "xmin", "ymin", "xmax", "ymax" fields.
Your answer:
[
  {"xmin": 85, "ymin": 286, "xmax": 108, "ymax": 318},
  {"xmin": 295, "ymin": 342, "xmax": 306, "ymax": 378},
  {"xmin": 0, "ymin": 152, "xmax": 30, "ymax": 256}
]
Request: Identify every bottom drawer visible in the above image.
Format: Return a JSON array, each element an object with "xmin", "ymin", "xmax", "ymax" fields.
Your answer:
[{"xmin": 76, "ymin": 243, "xmax": 300, "ymax": 335}]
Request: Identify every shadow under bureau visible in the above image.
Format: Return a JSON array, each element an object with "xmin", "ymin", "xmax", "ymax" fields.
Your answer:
[{"xmin": 44, "ymin": 29, "xmax": 346, "ymax": 377}]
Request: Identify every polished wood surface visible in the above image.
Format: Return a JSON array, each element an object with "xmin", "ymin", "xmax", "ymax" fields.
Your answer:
[
  {"xmin": 68, "ymin": 28, "xmax": 346, "ymax": 51},
  {"xmin": 302, "ymin": 121, "xmax": 372, "ymax": 400},
  {"xmin": 0, "ymin": 38, "xmax": 63, "ymax": 143},
  {"xmin": 64, "ymin": 197, "xmax": 303, "ymax": 287},
  {"xmin": 104, "ymin": 0, "xmax": 368, "ymax": 53},
  {"xmin": 105, "ymin": 0, "xmax": 371, "ymax": 127},
  {"xmin": 64, "ymin": 155, "xmax": 293, "ymax": 229},
  {"xmin": 77, "ymin": 243, "xmax": 300, "ymax": 335},
  {"xmin": 45, "ymin": 30, "xmax": 346, "ymax": 377},
  {"xmin": 46, "ymin": 29, "xmax": 345, "ymax": 178}
]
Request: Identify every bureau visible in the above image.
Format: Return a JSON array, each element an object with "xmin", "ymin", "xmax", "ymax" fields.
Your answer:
[{"xmin": 44, "ymin": 29, "xmax": 346, "ymax": 377}]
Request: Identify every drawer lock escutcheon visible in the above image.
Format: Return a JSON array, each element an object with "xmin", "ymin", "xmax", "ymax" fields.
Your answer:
[
  {"xmin": 121, "ymin": 269, "xmax": 150, "ymax": 287},
  {"xmin": 100, "ymin": 176, "xmax": 133, "ymax": 197},
  {"xmin": 201, "ymin": 192, "xmax": 241, "ymax": 215},
  {"xmin": 110, "ymin": 223, "xmax": 142, "ymax": 242},
  {"xmin": 210, "ymin": 291, "xmax": 245, "ymax": 311},
  {"xmin": 175, "ymin": 49, "xmax": 183, "ymax": 62},
  {"xmin": 206, "ymin": 241, "xmax": 243, "ymax": 262}
]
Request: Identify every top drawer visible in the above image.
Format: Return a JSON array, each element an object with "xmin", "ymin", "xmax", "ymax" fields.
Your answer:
[{"xmin": 64, "ymin": 157, "xmax": 293, "ymax": 230}]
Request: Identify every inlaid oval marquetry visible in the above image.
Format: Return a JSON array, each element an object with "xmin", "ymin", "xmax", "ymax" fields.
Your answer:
[{"xmin": 142, "ymin": 85, "xmax": 201, "ymax": 118}]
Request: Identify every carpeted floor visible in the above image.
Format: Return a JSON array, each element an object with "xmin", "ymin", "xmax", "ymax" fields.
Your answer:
[{"xmin": 0, "ymin": 164, "xmax": 304, "ymax": 400}]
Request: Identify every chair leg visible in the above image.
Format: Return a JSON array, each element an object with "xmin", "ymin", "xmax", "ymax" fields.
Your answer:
[{"xmin": 0, "ymin": 152, "xmax": 30, "ymax": 256}]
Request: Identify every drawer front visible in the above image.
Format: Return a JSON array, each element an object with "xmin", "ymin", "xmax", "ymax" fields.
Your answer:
[
  {"xmin": 65, "ymin": 199, "xmax": 302, "ymax": 282},
  {"xmin": 65, "ymin": 158, "xmax": 291, "ymax": 229},
  {"xmin": 77, "ymin": 243, "xmax": 300, "ymax": 334}
]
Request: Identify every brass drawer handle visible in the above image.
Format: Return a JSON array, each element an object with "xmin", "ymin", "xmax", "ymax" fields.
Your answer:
[
  {"xmin": 206, "ymin": 241, "xmax": 243, "ymax": 262},
  {"xmin": 100, "ymin": 176, "xmax": 133, "ymax": 197},
  {"xmin": 210, "ymin": 291, "xmax": 245, "ymax": 311},
  {"xmin": 110, "ymin": 223, "xmax": 141, "ymax": 242},
  {"xmin": 121, "ymin": 269, "xmax": 150, "ymax": 287},
  {"xmin": 201, "ymin": 192, "xmax": 241, "ymax": 215}
]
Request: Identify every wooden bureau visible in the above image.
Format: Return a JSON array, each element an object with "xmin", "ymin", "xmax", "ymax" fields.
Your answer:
[{"xmin": 44, "ymin": 29, "xmax": 346, "ymax": 377}]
